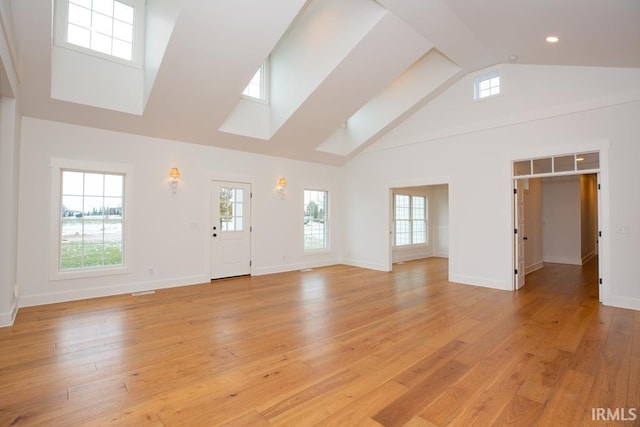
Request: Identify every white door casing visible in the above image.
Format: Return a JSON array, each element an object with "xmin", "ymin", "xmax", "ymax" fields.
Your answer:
[
  {"xmin": 597, "ymin": 173, "xmax": 602, "ymax": 302},
  {"xmin": 514, "ymin": 179, "xmax": 525, "ymax": 289},
  {"xmin": 211, "ymin": 181, "xmax": 251, "ymax": 279}
]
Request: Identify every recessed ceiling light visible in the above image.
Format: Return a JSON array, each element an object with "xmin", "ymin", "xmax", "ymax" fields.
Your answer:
[{"xmin": 545, "ymin": 35, "xmax": 559, "ymax": 43}]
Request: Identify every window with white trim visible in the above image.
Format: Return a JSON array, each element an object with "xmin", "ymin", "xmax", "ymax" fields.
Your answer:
[
  {"xmin": 304, "ymin": 190, "xmax": 328, "ymax": 251},
  {"xmin": 219, "ymin": 187, "xmax": 245, "ymax": 231},
  {"xmin": 60, "ymin": 170, "xmax": 125, "ymax": 270},
  {"xmin": 56, "ymin": 0, "xmax": 145, "ymax": 63},
  {"xmin": 51, "ymin": 159, "xmax": 133, "ymax": 280},
  {"xmin": 394, "ymin": 194, "xmax": 428, "ymax": 246},
  {"xmin": 242, "ymin": 61, "xmax": 269, "ymax": 102},
  {"xmin": 474, "ymin": 70, "xmax": 500, "ymax": 99}
]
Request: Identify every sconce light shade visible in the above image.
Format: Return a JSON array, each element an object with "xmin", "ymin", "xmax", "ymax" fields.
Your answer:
[
  {"xmin": 277, "ymin": 177, "xmax": 287, "ymax": 198},
  {"xmin": 170, "ymin": 167, "xmax": 180, "ymax": 193}
]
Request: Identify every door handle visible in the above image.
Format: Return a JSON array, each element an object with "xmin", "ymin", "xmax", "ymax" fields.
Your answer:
[
  {"xmin": 523, "ymin": 236, "xmax": 528, "ymax": 240},
  {"xmin": 212, "ymin": 233, "xmax": 217, "ymax": 237}
]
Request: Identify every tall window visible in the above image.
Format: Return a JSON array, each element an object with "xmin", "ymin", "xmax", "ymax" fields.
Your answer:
[
  {"xmin": 304, "ymin": 190, "xmax": 328, "ymax": 251},
  {"xmin": 474, "ymin": 69, "xmax": 500, "ymax": 99},
  {"xmin": 60, "ymin": 170, "xmax": 125, "ymax": 270},
  {"xmin": 57, "ymin": 0, "xmax": 144, "ymax": 63},
  {"xmin": 242, "ymin": 61, "xmax": 268, "ymax": 102},
  {"xmin": 394, "ymin": 194, "xmax": 427, "ymax": 246}
]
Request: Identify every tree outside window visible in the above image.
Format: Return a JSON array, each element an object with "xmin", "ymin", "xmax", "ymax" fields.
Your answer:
[{"xmin": 304, "ymin": 190, "xmax": 328, "ymax": 250}]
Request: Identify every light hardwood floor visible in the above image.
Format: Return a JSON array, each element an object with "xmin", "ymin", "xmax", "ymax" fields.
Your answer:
[{"xmin": 1, "ymin": 258, "xmax": 638, "ymax": 426}]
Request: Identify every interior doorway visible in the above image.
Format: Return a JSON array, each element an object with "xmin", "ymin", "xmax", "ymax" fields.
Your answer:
[
  {"xmin": 389, "ymin": 184, "xmax": 449, "ymax": 270},
  {"xmin": 512, "ymin": 151, "xmax": 602, "ymax": 301}
]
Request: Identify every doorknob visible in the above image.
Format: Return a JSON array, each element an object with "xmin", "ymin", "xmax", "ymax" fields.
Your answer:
[
  {"xmin": 523, "ymin": 236, "xmax": 528, "ymax": 240},
  {"xmin": 212, "ymin": 233, "xmax": 217, "ymax": 237}
]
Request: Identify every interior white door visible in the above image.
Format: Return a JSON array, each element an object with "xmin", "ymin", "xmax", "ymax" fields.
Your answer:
[
  {"xmin": 596, "ymin": 173, "xmax": 602, "ymax": 302},
  {"xmin": 514, "ymin": 179, "xmax": 526, "ymax": 289},
  {"xmin": 211, "ymin": 181, "xmax": 251, "ymax": 279}
]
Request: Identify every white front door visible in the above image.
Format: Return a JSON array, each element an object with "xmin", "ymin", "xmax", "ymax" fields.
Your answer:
[
  {"xmin": 514, "ymin": 179, "xmax": 526, "ymax": 289},
  {"xmin": 211, "ymin": 181, "xmax": 251, "ymax": 279}
]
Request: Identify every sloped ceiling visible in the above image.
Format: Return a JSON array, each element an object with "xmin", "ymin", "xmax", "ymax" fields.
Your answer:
[{"xmin": 9, "ymin": 0, "xmax": 640, "ymax": 166}]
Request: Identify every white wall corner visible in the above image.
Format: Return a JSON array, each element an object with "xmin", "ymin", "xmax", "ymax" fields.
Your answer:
[{"xmin": 0, "ymin": 300, "xmax": 18, "ymax": 327}]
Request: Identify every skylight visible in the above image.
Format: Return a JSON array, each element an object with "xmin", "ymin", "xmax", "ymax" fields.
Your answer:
[
  {"xmin": 64, "ymin": 0, "xmax": 136, "ymax": 61},
  {"xmin": 242, "ymin": 62, "xmax": 268, "ymax": 102}
]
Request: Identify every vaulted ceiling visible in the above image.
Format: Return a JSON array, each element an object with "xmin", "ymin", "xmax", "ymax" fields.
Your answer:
[{"xmin": 8, "ymin": 0, "xmax": 640, "ymax": 165}]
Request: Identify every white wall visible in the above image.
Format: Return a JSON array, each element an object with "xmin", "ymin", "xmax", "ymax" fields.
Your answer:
[
  {"xmin": 17, "ymin": 118, "xmax": 342, "ymax": 307},
  {"xmin": 542, "ymin": 176, "xmax": 582, "ymax": 265},
  {"xmin": 523, "ymin": 179, "xmax": 543, "ymax": 273},
  {"xmin": 432, "ymin": 184, "xmax": 449, "ymax": 257},
  {"xmin": 0, "ymin": 97, "xmax": 20, "ymax": 326},
  {"xmin": 0, "ymin": 0, "xmax": 21, "ymax": 327},
  {"xmin": 344, "ymin": 65, "xmax": 640, "ymax": 309}
]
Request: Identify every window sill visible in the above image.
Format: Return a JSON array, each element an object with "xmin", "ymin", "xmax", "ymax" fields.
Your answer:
[
  {"xmin": 50, "ymin": 265, "xmax": 132, "ymax": 282},
  {"xmin": 303, "ymin": 248, "xmax": 330, "ymax": 256}
]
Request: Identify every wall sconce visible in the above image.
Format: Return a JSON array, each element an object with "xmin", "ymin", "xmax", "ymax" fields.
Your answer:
[
  {"xmin": 277, "ymin": 177, "xmax": 287, "ymax": 198},
  {"xmin": 169, "ymin": 167, "xmax": 180, "ymax": 193}
]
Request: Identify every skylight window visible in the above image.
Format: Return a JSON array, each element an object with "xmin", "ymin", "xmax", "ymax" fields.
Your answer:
[
  {"xmin": 67, "ymin": 0, "xmax": 134, "ymax": 60},
  {"xmin": 56, "ymin": 0, "xmax": 144, "ymax": 64},
  {"xmin": 242, "ymin": 61, "xmax": 268, "ymax": 102},
  {"xmin": 474, "ymin": 70, "xmax": 500, "ymax": 99}
]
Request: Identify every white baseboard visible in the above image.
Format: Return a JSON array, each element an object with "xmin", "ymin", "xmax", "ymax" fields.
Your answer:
[
  {"xmin": 543, "ymin": 256, "xmax": 582, "ymax": 266},
  {"xmin": 392, "ymin": 246, "xmax": 432, "ymax": 264},
  {"xmin": 449, "ymin": 274, "xmax": 511, "ymax": 291},
  {"xmin": 610, "ymin": 295, "xmax": 640, "ymax": 311},
  {"xmin": 582, "ymin": 251, "xmax": 597, "ymax": 264},
  {"xmin": 0, "ymin": 301, "xmax": 19, "ymax": 327},
  {"xmin": 18, "ymin": 275, "xmax": 209, "ymax": 308},
  {"xmin": 252, "ymin": 259, "xmax": 340, "ymax": 276},
  {"xmin": 341, "ymin": 258, "xmax": 389, "ymax": 272},
  {"xmin": 525, "ymin": 261, "xmax": 544, "ymax": 275}
]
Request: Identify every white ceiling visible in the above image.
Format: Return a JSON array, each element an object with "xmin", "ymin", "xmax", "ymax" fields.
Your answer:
[{"xmin": 8, "ymin": 0, "xmax": 640, "ymax": 166}]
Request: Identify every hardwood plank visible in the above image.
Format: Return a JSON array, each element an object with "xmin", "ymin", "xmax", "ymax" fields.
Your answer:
[
  {"xmin": 401, "ymin": 416, "xmax": 439, "ymax": 427},
  {"xmin": 221, "ymin": 410, "xmax": 270, "ymax": 427},
  {"xmin": 492, "ymin": 394, "xmax": 545, "ymax": 426},
  {"xmin": 372, "ymin": 359, "xmax": 469, "ymax": 427},
  {"xmin": 537, "ymin": 368, "xmax": 595, "ymax": 426},
  {"xmin": 318, "ymin": 380, "xmax": 407, "ymax": 426},
  {"xmin": 517, "ymin": 347, "xmax": 573, "ymax": 404},
  {"xmin": 552, "ymin": 299, "xmax": 600, "ymax": 353},
  {"xmin": 581, "ymin": 324, "xmax": 632, "ymax": 424},
  {"xmin": 420, "ymin": 331, "xmax": 540, "ymax": 425},
  {"xmin": 0, "ymin": 257, "xmax": 636, "ymax": 427},
  {"xmin": 443, "ymin": 351, "xmax": 535, "ymax": 426},
  {"xmin": 259, "ymin": 368, "xmax": 361, "ymax": 421}
]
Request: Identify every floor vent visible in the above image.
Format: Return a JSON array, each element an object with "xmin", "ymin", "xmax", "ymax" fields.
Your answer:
[{"xmin": 131, "ymin": 290, "xmax": 156, "ymax": 296}]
